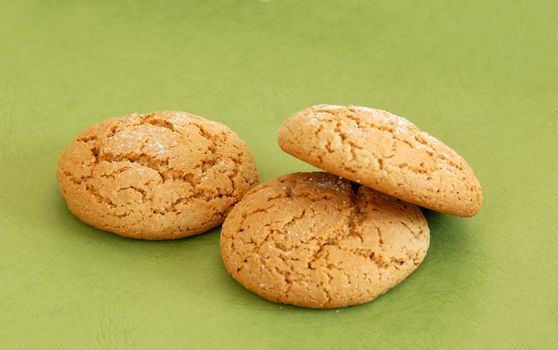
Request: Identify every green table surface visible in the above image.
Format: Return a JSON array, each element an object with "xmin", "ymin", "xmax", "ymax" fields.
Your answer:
[{"xmin": 1, "ymin": 1, "xmax": 557, "ymax": 349}]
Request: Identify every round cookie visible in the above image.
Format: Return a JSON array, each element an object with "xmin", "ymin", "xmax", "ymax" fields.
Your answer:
[
  {"xmin": 278, "ymin": 105, "xmax": 482, "ymax": 217},
  {"xmin": 57, "ymin": 111, "xmax": 259, "ymax": 240},
  {"xmin": 220, "ymin": 172, "xmax": 429, "ymax": 309}
]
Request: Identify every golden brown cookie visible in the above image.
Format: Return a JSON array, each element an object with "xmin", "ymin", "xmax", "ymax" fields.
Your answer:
[
  {"xmin": 57, "ymin": 111, "xmax": 259, "ymax": 240},
  {"xmin": 278, "ymin": 105, "xmax": 482, "ymax": 217},
  {"xmin": 220, "ymin": 172, "xmax": 429, "ymax": 309}
]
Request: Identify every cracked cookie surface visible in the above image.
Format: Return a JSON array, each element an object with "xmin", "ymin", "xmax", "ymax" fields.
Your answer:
[
  {"xmin": 278, "ymin": 105, "xmax": 482, "ymax": 217},
  {"xmin": 220, "ymin": 172, "xmax": 429, "ymax": 309},
  {"xmin": 57, "ymin": 111, "xmax": 259, "ymax": 240}
]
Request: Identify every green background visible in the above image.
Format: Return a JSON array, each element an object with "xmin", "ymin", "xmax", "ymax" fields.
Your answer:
[{"xmin": 1, "ymin": 1, "xmax": 557, "ymax": 349}]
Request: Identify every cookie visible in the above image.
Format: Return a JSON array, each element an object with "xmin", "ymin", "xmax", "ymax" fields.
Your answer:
[
  {"xmin": 220, "ymin": 172, "xmax": 429, "ymax": 309},
  {"xmin": 278, "ymin": 105, "xmax": 482, "ymax": 217},
  {"xmin": 57, "ymin": 111, "xmax": 259, "ymax": 240}
]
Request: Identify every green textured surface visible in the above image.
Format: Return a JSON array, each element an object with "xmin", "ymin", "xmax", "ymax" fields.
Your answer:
[{"xmin": 1, "ymin": 1, "xmax": 557, "ymax": 349}]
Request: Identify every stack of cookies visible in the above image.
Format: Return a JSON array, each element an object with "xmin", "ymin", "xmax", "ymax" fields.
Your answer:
[
  {"xmin": 220, "ymin": 105, "xmax": 481, "ymax": 308},
  {"xmin": 57, "ymin": 105, "xmax": 481, "ymax": 309}
]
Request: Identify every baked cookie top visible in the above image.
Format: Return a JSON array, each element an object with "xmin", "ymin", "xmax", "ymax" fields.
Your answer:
[
  {"xmin": 220, "ymin": 172, "xmax": 429, "ymax": 309},
  {"xmin": 57, "ymin": 111, "xmax": 258, "ymax": 240},
  {"xmin": 278, "ymin": 105, "xmax": 482, "ymax": 217}
]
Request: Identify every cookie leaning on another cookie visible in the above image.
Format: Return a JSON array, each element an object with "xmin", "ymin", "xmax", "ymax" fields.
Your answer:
[
  {"xmin": 278, "ymin": 105, "xmax": 482, "ymax": 217},
  {"xmin": 220, "ymin": 172, "xmax": 430, "ymax": 309},
  {"xmin": 57, "ymin": 111, "xmax": 259, "ymax": 240}
]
